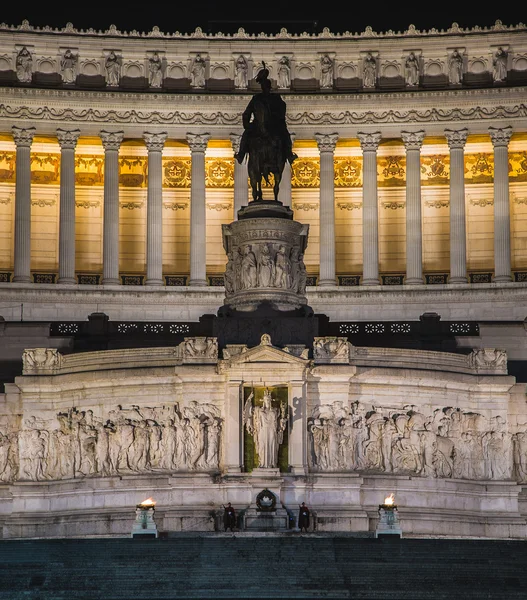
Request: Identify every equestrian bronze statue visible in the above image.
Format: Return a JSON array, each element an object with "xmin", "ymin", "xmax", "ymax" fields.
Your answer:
[{"xmin": 235, "ymin": 62, "xmax": 297, "ymax": 202}]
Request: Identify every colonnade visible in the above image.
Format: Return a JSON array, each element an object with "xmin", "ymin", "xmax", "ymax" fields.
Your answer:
[{"xmin": 8, "ymin": 124, "xmax": 514, "ymax": 286}]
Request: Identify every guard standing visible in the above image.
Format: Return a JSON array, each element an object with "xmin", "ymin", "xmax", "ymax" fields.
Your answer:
[
  {"xmin": 223, "ymin": 502, "xmax": 236, "ymax": 532},
  {"xmin": 298, "ymin": 502, "xmax": 310, "ymax": 533}
]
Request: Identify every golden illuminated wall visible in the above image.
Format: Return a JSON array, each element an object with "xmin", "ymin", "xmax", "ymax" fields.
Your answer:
[{"xmin": 0, "ymin": 137, "xmax": 526, "ymax": 278}]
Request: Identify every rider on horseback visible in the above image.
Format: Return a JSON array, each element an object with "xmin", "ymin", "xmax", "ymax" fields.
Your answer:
[{"xmin": 235, "ymin": 62, "xmax": 297, "ymax": 167}]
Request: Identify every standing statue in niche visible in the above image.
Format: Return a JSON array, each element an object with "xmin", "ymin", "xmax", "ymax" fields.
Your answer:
[
  {"xmin": 492, "ymin": 47, "xmax": 508, "ymax": 82},
  {"xmin": 320, "ymin": 54, "xmax": 334, "ymax": 89},
  {"xmin": 448, "ymin": 49, "xmax": 464, "ymax": 85},
  {"xmin": 16, "ymin": 46, "xmax": 32, "ymax": 82},
  {"xmin": 105, "ymin": 51, "xmax": 122, "ymax": 86},
  {"xmin": 235, "ymin": 62, "xmax": 297, "ymax": 201},
  {"xmin": 363, "ymin": 52, "xmax": 377, "ymax": 88},
  {"xmin": 190, "ymin": 53, "xmax": 206, "ymax": 88},
  {"xmin": 60, "ymin": 49, "xmax": 78, "ymax": 84},
  {"xmin": 149, "ymin": 52, "xmax": 163, "ymax": 88},
  {"xmin": 234, "ymin": 55, "xmax": 248, "ymax": 89},
  {"xmin": 244, "ymin": 389, "xmax": 288, "ymax": 469},
  {"xmin": 277, "ymin": 56, "xmax": 291, "ymax": 88},
  {"xmin": 405, "ymin": 52, "xmax": 419, "ymax": 86}
]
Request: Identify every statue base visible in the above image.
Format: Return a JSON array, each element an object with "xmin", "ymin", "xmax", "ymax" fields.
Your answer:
[{"xmin": 237, "ymin": 200, "xmax": 293, "ymax": 220}]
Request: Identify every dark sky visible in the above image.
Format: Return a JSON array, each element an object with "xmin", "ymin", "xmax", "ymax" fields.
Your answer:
[{"xmin": 0, "ymin": 3, "xmax": 523, "ymax": 35}]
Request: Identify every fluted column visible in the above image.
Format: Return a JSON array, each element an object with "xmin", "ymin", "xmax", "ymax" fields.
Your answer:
[
  {"xmin": 288, "ymin": 379, "xmax": 307, "ymax": 475},
  {"xmin": 278, "ymin": 133, "xmax": 295, "ymax": 208},
  {"xmin": 56, "ymin": 128, "xmax": 81, "ymax": 284},
  {"xmin": 12, "ymin": 126, "xmax": 36, "ymax": 283},
  {"xmin": 143, "ymin": 131, "xmax": 167, "ymax": 286},
  {"xmin": 357, "ymin": 131, "xmax": 382, "ymax": 285},
  {"xmin": 402, "ymin": 130, "xmax": 426, "ymax": 285},
  {"xmin": 315, "ymin": 133, "xmax": 339, "ymax": 286},
  {"xmin": 188, "ymin": 132, "xmax": 210, "ymax": 286},
  {"xmin": 100, "ymin": 130, "xmax": 124, "ymax": 285},
  {"xmin": 489, "ymin": 126, "xmax": 513, "ymax": 282},
  {"xmin": 230, "ymin": 133, "xmax": 248, "ymax": 218},
  {"xmin": 445, "ymin": 128, "xmax": 469, "ymax": 284}
]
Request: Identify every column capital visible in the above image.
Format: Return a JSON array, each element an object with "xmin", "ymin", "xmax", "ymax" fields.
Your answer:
[
  {"xmin": 143, "ymin": 131, "xmax": 167, "ymax": 152},
  {"xmin": 187, "ymin": 132, "xmax": 211, "ymax": 152},
  {"xmin": 401, "ymin": 130, "xmax": 425, "ymax": 150},
  {"xmin": 444, "ymin": 128, "xmax": 468, "ymax": 149},
  {"xmin": 12, "ymin": 126, "xmax": 36, "ymax": 148},
  {"xmin": 56, "ymin": 128, "xmax": 81, "ymax": 150},
  {"xmin": 314, "ymin": 133, "xmax": 339, "ymax": 152},
  {"xmin": 100, "ymin": 130, "xmax": 124, "ymax": 151},
  {"xmin": 488, "ymin": 125, "xmax": 513, "ymax": 148},
  {"xmin": 229, "ymin": 133, "xmax": 242, "ymax": 153},
  {"xmin": 357, "ymin": 131, "xmax": 382, "ymax": 151}
]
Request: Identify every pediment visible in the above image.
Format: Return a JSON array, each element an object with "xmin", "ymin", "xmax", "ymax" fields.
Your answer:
[{"xmin": 220, "ymin": 334, "xmax": 309, "ymax": 367}]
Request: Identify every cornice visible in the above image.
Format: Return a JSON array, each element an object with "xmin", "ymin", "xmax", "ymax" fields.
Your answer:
[{"xmin": 0, "ymin": 19, "xmax": 525, "ymax": 40}]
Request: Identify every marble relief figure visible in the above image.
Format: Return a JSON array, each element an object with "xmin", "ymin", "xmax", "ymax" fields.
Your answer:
[
  {"xmin": 148, "ymin": 52, "xmax": 163, "ymax": 87},
  {"xmin": 224, "ymin": 242, "xmax": 308, "ymax": 295},
  {"xmin": 234, "ymin": 54, "xmax": 248, "ymax": 89},
  {"xmin": 105, "ymin": 51, "xmax": 122, "ymax": 86},
  {"xmin": 448, "ymin": 49, "xmax": 464, "ymax": 84},
  {"xmin": 363, "ymin": 52, "xmax": 377, "ymax": 87},
  {"xmin": 60, "ymin": 49, "xmax": 78, "ymax": 84},
  {"xmin": 15, "ymin": 46, "xmax": 32, "ymax": 82},
  {"xmin": 492, "ymin": 46, "xmax": 508, "ymax": 81},
  {"xmin": 4, "ymin": 402, "xmax": 223, "ymax": 482},
  {"xmin": 277, "ymin": 55, "xmax": 291, "ymax": 89},
  {"xmin": 190, "ymin": 53, "xmax": 206, "ymax": 88},
  {"xmin": 320, "ymin": 54, "xmax": 334, "ymax": 88},
  {"xmin": 405, "ymin": 52, "xmax": 419, "ymax": 86},
  {"xmin": 308, "ymin": 402, "xmax": 516, "ymax": 481}
]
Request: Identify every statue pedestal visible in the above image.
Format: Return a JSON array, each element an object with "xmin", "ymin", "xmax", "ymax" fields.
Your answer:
[{"xmin": 221, "ymin": 201, "xmax": 310, "ymax": 313}]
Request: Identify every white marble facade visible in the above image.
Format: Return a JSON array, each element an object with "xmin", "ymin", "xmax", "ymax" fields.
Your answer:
[{"xmin": 0, "ymin": 334, "xmax": 526, "ymax": 539}]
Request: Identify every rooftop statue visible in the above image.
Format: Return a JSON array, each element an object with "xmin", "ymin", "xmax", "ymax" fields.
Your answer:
[{"xmin": 235, "ymin": 62, "xmax": 297, "ymax": 202}]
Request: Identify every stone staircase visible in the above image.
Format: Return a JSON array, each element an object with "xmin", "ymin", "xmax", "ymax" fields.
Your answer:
[{"xmin": 0, "ymin": 533, "xmax": 526, "ymax": 599}]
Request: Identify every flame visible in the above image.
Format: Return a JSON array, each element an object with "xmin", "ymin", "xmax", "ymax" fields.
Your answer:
[
  {"xmin": 384, "ymin": 493, "xmax": 395, "ymax": 506},
  {"xmin": 139, "ymin": 497, "xmax": 156, "ymax": 507}
]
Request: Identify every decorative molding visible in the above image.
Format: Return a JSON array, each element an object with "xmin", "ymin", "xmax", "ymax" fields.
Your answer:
[
  {"xmin": 424, "ymin": 199, "xmax": 449, "ymax": 209},
  {"xmin": 293, "ymin": 202, "xmax": 319, "ymax": 211},
  {"xmin": 31, "ymin": 197, "xmax": 57, "ymax": 207},
  {"xmin": 470, "ymin": 198, "xmax": 494, "ymax": 207},
  {"xmin": 206, "ymin": 202, "xmax": 231, "ymax": 211},
  {"xmin": 75, "ymin": 199, "xmax": 100, "ymax": 209},
  {"xmin": 163, "ymin": 202, "xmax": 188, "ymax": 211},
  {"xmin": 381, "ymin": 201, "xmax": 405, "ymax": 210},
  {"xmin": 0, "ymin": 98, "xmax": 525, "ymax": 127},
  {"xmin": 337, "ymin": 202, "xmax": 362, "ymax": 211},
  {"xmin": 120, "ymin": 201, "xmax": 144, "ymax": 210}
]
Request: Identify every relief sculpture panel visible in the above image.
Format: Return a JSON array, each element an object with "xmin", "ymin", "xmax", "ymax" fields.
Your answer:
[
  {"xmin": 2, "ymin": 401, "xmax": 223, "ymax": 482},
  {"xmin": 308, "ymin": 401, "xmax": 518, "ymax": 481}
]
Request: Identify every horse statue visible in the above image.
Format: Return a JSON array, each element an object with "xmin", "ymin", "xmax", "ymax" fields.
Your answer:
[{"xmin": 235, "ymin": 62, "xmax": 297, "ymax": 202}]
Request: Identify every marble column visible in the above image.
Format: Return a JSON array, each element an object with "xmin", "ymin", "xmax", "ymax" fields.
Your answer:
[
  {"xmin": 12, "ymin": 126, "xmax": 36, "ymax": 283},
  {"xmin": 401, "ymin": 130, "xmax": 426, "ymax": 285},
  {"xmin": 188, "ymin": 132, "xmax": 210, "ymax": 286},
  {"xmin": 445, "ymin": 128, "xmax": 469, "ymax": 284},
  {"xmin": 315, "ymin": 133, "xmax": 339, "ymax": 287},
  {"xmin": 100, "ymin": 131, "xmax": 124, "ymax": 285},
  {"xmin": 56, "ymin": 128, "xmax": 81, "ymax": 284},
  {"xmin": 288, "ymin": 379, "xmax": 307, "ymax": 475},
  {"xmin": 143, "ymin": 131, "xmax": 167, "ymax": 286},
  {"xmin": 278, "ymin": 133, "xmax": 295, "ymax": 208},
  {"xmin": 225, "ymin": 380, "xmax": 243, "ymax": 473},
  {"xmin": 230, "ymin": 133, "xmax": 248, "ymax": 218},
  {"xmin": 357, "ymin": 131, "xmax": 382, "ymax": 285},
  {"xmin": 489, "ymin": 125, "xmax": 513, "ymax": 282}
]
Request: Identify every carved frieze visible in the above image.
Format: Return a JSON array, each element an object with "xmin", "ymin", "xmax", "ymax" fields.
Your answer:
[{"xmin": 308, "ymin": 401, "xmax": 516, "ymax": 481}]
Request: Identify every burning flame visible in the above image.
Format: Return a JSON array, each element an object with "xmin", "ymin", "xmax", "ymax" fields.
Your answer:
[
  {"xmin": 384, "ymin": 493, "xmax": 395, "ymax": 506},
  {"xmin": 139, "ymin": 497, "xmax": 156, "ymax": 507}
]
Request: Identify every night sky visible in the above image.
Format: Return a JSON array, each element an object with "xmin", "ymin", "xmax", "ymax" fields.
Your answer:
[{"xmin": 0, "ymin": 3, "xmax": 523, "ymax": 36}]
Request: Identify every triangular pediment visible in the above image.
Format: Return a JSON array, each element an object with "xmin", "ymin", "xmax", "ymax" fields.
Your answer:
[
  {"xmin": 220, "ymin": 334, "xmax": 309, "ymax": 367},
  {"xmin": 229, "ymin": 344, "xmax": 308, "ymax": 365}
]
